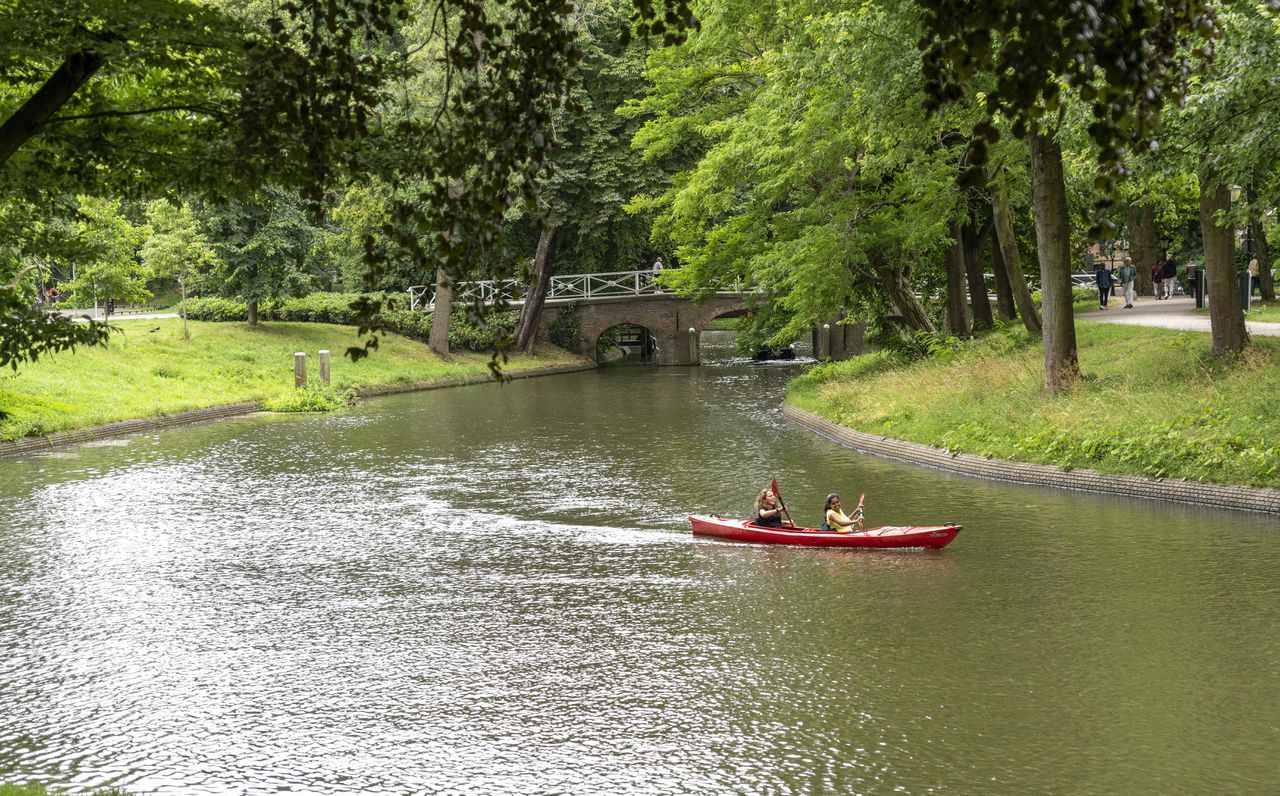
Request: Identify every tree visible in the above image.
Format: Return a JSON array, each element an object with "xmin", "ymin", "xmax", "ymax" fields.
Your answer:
[
  {"xmin": 197, "ymin": 187, "xmax": 316, "ymax": 325},
  {"xmin": 628, "ymin": 0, "xmax": 967, "ymax": 351},
  {"xmin": 514, "ymin": 0, "xmax": 667, "ymax": 352},
  {"xmin": 61, "ymin": 196, "xmax": 151, "ymax": 312},
  {"xmin": 141, "ymin": 200, "xmax": 220, "ymax": 339},
  {"xmin": 1030, "ymin": 131, "xmax": 1079, "ymax": 391}
]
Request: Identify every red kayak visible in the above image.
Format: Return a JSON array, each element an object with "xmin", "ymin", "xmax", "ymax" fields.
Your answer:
[{"xmin": 688, "ymin": 514, "xmax": 961, "ymax": 549}]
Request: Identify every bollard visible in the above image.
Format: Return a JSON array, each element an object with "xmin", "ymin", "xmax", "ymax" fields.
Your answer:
[
  {"xmin": 294, "ymin": 352, "xmax": 307, "ymax": 387},
  {"xmin": 318, "ymin": 349, "xmax": 331, "ymax": 386},
  {"xmin": 688, "ymin": 327, "xmax": 698, "ymax": 365},
  {"xmin": 820, "ymin": 323, "xmax": 831, "ymax": 359}
]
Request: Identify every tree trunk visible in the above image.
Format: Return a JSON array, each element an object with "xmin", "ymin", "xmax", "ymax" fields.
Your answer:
[
  {"xmin": 990, "ymin": 234, "xmax": 1017, "ymax": 321},
  {"xmin": 991, "ymin": 185, "xmax": 1042, "ymax": 334},
  {"xmin": 962, "ymin": 219, "xmax": 994, "ymax": 331},
  {"xmin": 0, "ymin": 51, "xmax": 105, "ymax": 167},
  {"xmin": 429, "ymin": 268, "xmax": 452, "ymax": 357},
  {"xmin": 1126, "ymin": 204, "xmax": 1158, "ymax": 297},
  {"xmin": 1248, "ymin": 188, "xmax": 1275, "ymax": 302},
  {"xmin": 1199, "ymin": 170, "xmax": 1247, "ymax": 356},
  {"xmin": 943, "ymin": 223, "xmax": 970, "ymax": 337},
  {"xmin": 873, "ymin": 259, "xmax": 934, "ymax": 333},
  {"xmin": 514, "ymin": 223, "xmax": 560, "ymax": 353},
  {"xmin": 246, "ymin": 299, "xmax": 258, "ymax": 326},
  {"xmin": 1029, "ymin": 132, "xmax": 1078, "ymax": 391}
]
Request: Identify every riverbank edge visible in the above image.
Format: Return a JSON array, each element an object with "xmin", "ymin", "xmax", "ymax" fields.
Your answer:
[
  {"xmin": 781, "ymin": 403, "xmax": 1280, "ymax": 516},
  {"xmin": 0, "ymin": 359, "xmax": 596, "ymax": 459}
]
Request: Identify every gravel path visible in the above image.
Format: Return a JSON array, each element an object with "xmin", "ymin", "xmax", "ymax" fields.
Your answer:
[{"xmin": 1077, "ymin": 295, "xmax": 1280, "ymax": 337}]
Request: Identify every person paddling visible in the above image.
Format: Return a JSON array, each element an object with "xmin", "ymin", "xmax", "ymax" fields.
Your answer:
[
  {"xmin": 822, "ymin": 493, "xmax": 859, "ymax": 533},
  {"xmin": 754, "ymin": 489, "xmax": 786, "ymax": 528}
]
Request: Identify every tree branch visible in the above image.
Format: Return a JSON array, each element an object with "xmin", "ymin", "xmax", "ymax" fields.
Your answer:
[
  {"xmin": 0, "ymin": 50, "xmax": 105, "ymax": 167},
  {"xmin": 46, "ymin": 104, "xmax": 227, "ymax": 124}
]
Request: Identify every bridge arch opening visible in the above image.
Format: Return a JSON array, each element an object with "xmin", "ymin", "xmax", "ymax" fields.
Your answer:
[{"xmin": 595, "ymin": 323, "xmax": 658, "ymax": 365}]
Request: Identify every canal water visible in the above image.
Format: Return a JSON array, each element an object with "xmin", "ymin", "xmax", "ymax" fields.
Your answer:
[{"xmin": 1, "ymin": 333, "xmax": 1278, "ymax": 794}]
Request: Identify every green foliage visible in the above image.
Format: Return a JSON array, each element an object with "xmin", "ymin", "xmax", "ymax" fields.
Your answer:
[
  {"xmin": 141, "ymin": 200, "xmax": 219, "ymax": 291},
  {"xmin": 627, "ymin": 0, "xmax": 963, "ymax": 345},
  {"xmin": 547, "ymin": 304, "xmax": 583, "ymax": 351},
  {"xmin": 0, "ymin": 289, "xmax": 110, "ymax": 372},
  {"xmin": 61, "ymin": 196, "xmax": 152, "ymax": 307},
  {"xmin": 263, "ymin": 382, "xmax": 352, "ymax": 413},
  {"xmin": 180, "ymin": 296, "xmax": 247, "ymax": 322},
  {"xmin": 917, "ymin": 0, "xmax": 1218, "ymax": 205}
]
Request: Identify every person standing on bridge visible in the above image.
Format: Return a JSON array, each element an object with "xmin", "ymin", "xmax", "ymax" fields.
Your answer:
[
  {"xmin": 1118, "ymin": 257, "xmax": 1137, "ymax": 309},
  {"xmin": 651, "ymin": 257, "xmax": 664, "ymax": 293}
]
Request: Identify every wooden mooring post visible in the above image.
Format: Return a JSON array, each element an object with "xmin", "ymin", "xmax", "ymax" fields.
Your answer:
[
  {"xmin": 318, "ymin": 350, "xmax": 331, "ymax": 386},
  {"xmin": 294, "ymin": 352, "xmax": 307, "ymax": 387}
]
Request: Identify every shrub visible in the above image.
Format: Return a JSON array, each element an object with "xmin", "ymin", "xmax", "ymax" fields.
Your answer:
[
  {"xmin": 266, "ymin": 292, "xmax": 380, "ymax": 324},
  {"xmin": 548, "ymin": 303, "xmax": 582, "ymax": 351},
  {"xmin": 263, "ymin": 382, "xmax": 352, "ymax": 412},
  {"xmin": 179, "ymin": 296, "xmax": 246, "ymax": 322}
]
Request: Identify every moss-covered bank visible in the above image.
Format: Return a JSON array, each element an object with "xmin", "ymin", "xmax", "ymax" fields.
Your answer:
[{"xmin": 786, "ymin": 322, "xmax": 1280, "ymax": 488}]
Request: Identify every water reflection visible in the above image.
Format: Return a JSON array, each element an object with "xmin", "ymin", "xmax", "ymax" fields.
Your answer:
[{"xmin": 1, "ymin": 334, "xmax": 1278, "ymax": 794}]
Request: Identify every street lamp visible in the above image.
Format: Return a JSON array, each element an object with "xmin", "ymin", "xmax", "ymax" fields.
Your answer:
[{"xmin": 1230, "ymin": 184, "xmax": 1243, "ymax": 203}]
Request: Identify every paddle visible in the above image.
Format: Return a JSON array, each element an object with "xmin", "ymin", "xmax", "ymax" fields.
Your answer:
[
  {"xmin": 851, "ymin": 493, "xmax": 865, "ymax": 529},
  {"xmin": 770, "ymin": 478, "xmax": 794, "ymax": 527}
]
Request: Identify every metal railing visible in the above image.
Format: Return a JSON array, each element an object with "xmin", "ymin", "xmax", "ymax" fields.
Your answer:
[{"xmin": 407, "ymin": 269, "xmax": 745, "ymax": 310}]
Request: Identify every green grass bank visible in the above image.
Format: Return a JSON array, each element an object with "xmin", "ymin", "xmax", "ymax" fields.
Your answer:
[
  {"xmin": 786, "ymin": 321, "xmax": 1280, "ymax": 488},
  {"xmin": 0, "ymin": 785, "xmax": 127, "ymax": 796},
  {"xmin": 0, "ymin": 318, "xmax": 586, "ymax": 441}
]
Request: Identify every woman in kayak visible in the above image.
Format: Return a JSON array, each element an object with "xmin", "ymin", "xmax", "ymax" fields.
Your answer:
[
  {"xmin": 754, "ymin": 489, "xmax": 786, "ymax": 527},
  {"xmin": 822, "ymin": 493, "xmax": 857, "ymax": 533}
]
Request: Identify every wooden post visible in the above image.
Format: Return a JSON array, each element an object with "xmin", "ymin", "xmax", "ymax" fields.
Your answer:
[
  {"xmin": 318, "ymin": 350, "xmax": 331, "ymax": 386},
  {"xmin": 688, "ymin": 327, "xmax": 698, "ymax": 365},
  {"xmin": 294, "ymin": 352, "xmax": 307, "ymax": 387}
]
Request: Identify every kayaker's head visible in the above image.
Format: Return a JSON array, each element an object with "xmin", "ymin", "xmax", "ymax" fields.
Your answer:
[
  {"xmin": 824, "ymin": 493, "xmax": 841, "ymax": 512},
  {"xmin": 754, "ymin": 489, "xmax": 777, "ymax": 511}
]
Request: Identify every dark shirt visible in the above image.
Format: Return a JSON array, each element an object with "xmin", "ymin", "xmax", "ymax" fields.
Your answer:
[
  {"xmin": 1094, "ymin": 266, "xmax": 1113, "ymax": 289},
  {"xmin": 1162, "ymin": 258, "xmax": 1178, "ymax": 279},
  {"xmin": 756, "ymin": 508, "xmax": 784, "ymax": 528}
]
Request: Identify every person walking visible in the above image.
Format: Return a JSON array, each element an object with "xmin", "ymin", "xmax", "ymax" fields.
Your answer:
[
  {"xmin": 1151, "ymin": 261, "xmax": 1164, "ymax": 299},
  {"xmin": 1161, "ymin": 252, "xmax": 1178, "ymax": 299},
  {"xmin": 1118, "ymin": 257, "xmax": 1137, "ymax": 308},
  {"xmin": 1094, "ymin": 261, "xmax": 1114, "ymax": 309},
  {"xmin": 1248, "ymin": 255, "xmax": 1260, "ymax": 297},
  {"xmin": 651, "ymin": 257, "xmax": 664, "ymax": 293}
]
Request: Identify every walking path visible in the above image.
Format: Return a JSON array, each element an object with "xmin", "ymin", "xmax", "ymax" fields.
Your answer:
[
  {"xmin": 61, "ymin": 310, "xmax": 180, "ymax": 321},
  {"xmin": 1078, "ymin": 295, "xmax": 1280, "ymax": 337}
]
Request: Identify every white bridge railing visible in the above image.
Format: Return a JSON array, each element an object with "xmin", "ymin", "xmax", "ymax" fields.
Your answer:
[{"xmin": 408, "ymin": 269, "xmax": 744, "ymax": 311}]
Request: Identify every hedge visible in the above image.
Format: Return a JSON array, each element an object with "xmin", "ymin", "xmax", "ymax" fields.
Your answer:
[{"xmin": 178, "ymin": 293, "xmax": 518, "ymax": 352}]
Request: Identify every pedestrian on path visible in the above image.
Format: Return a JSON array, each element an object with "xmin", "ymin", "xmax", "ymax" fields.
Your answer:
[
  {"xmin": 1151, "ymin": 261, "xmax": 1164, "ymax": 300},
  {"xmin": 1094, "ymin": 262, "xmax": 1114, "ymax": 309},
  {"xmin": 1161, "ymin": 252, "xmax": 1178, "ymax": 299},
  {"xmin": 1118, "ymin": 257, "xmax": 1137, "ymax": 308},
  {"xmin": 1248, "ymin": 256, "xmax": 1260, "ymax": 296}
]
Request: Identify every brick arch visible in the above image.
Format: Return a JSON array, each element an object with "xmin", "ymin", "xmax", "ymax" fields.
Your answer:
[{"xmin": 544, "ymin": 294, "xmax": 754, "ymax": 365}]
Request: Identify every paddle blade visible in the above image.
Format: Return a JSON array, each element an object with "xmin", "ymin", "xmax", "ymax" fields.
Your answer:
[{"xmin": 771, "ymin": 478, "xmax": 780, "ymax": 498}]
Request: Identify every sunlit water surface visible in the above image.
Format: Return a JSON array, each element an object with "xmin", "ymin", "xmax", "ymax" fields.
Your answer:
[{"xmin": 2, "ymin": 333, "xmax": 1278, "ymax": 794}]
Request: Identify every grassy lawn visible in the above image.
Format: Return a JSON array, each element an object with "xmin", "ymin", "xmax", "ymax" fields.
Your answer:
[
  {"xmin": 787, "ymin": 321, "xmax": 1280, "ymax": 488},
  {"xmin": 1245, "ymin": 299, "xmax": 1280, "ymax": 322},
  {"xmin": 703, "ymin": 316, "xmax": 743, "ymax": 331},
  {"xmin": 0, "ymin": 318, "xmax": 585, "ymax": 441}
]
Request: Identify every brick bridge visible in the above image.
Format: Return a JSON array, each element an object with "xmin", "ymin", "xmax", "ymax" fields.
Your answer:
[{"xmin": 408, "ymin": 269, "xmax": 863, "ymax": 365}]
